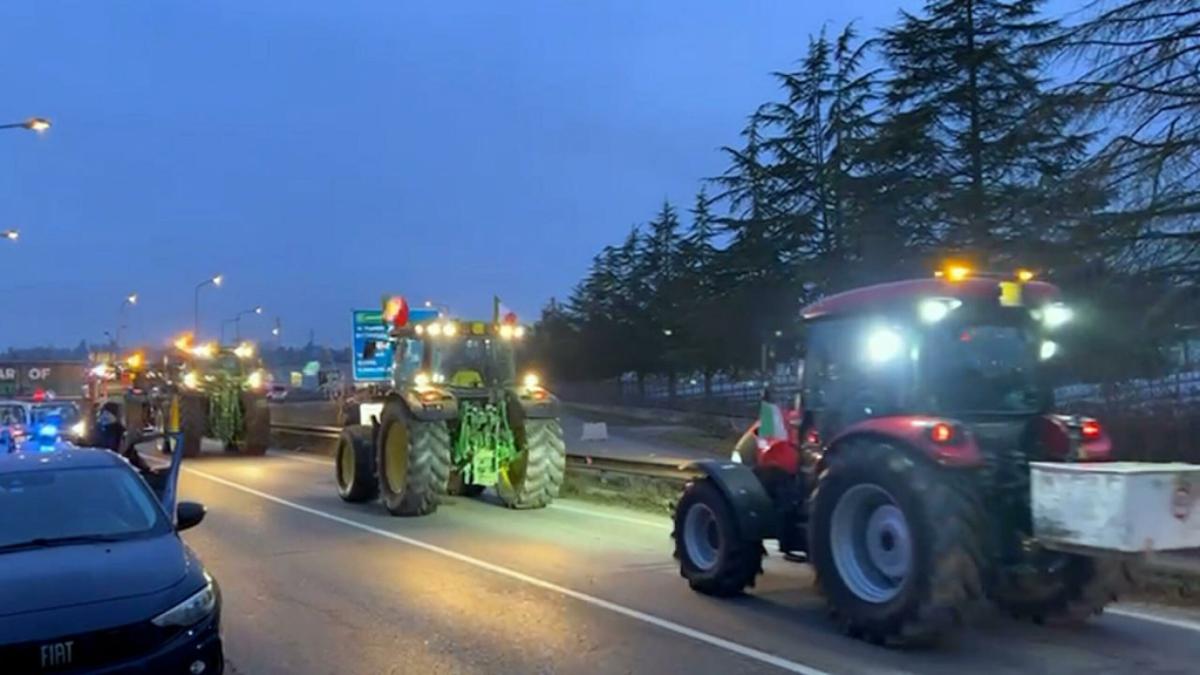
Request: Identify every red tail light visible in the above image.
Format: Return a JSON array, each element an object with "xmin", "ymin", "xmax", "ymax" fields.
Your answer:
[
  {"xmin": 930, "ymin": 422, "xmax": 955, "ymax": 444},
  {"xmin": 1080, "ymin": 419, "xmax": 1102, "ymax": 440}
]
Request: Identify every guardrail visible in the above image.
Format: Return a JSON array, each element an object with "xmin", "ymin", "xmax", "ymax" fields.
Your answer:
[{"xmin": 269, "ymin": 422, "xmax": 699, "ymax": 482}]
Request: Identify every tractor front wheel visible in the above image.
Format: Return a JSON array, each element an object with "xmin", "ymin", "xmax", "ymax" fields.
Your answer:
[
  {"xmin": 673, "ymin": 479, "xmax": 764, "ymax": 596},
  {"xmin": 376, "ymin": 401, "xmax": 451, "ymax": 516},
  {"xmin": 240, "ymin": 392, "xmax": 270, "ymax": 456},
  {"xmin": 336, "ymin": 425, "xmax": 378, "ymax": 503},
  {"xmin": 496, "ymin": 418, "xmax": 565, "ymax": 509},
  {"xmin": 179, "ymin": 394, "xmax": 208, "ymax": 458},
  {"xmin": 808, "ymin": 441, "xmax": 987, "ymax": 646}
]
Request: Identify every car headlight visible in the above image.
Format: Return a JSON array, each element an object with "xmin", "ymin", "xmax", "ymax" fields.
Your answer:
[
  {"xmin": 152, "ymin": 578, "xmax": 217, "ymax": 628},
  {"xmin": 70, "ymin": 421, "xmax": 86, "ymax": 437}
]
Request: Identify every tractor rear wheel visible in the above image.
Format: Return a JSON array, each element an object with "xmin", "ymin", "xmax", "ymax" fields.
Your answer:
[
  {"xmin": 179, "ymin": 394, "xmax": 208, "ymax": 458},
  {"xmin": 673, "ymin": 478, "xmax": 764, "ymax": 596},
  {"xmin": 376, "ymin": 400, "xmax": 451, "ymax": 516},
  {"xmin": 336, "ymin": 425, "xmax": 378, "ymax": 502},
  {"xmin": 496, "ymin": 418, "xmax": 565, "ymax": 509},
  {"xmin": 809, "ymin": 441, "xmax": 987, "ymax": 647},
  {"xmin": 240, "ymin": 392, "xmax": 270, "ymax": 456},
  {"xmin": 995, "ymin": 554, "xmax": 1133, "ymax": 624}
]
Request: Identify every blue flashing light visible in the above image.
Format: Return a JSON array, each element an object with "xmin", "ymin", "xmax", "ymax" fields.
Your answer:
[{"xmin": 38, "ymin": 424, "xmax": 59, "ymax": 438}]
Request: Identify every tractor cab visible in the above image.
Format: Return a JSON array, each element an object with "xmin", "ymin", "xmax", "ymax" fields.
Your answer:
[{"xmin": 793, "ymin": 270, "xmax": 1097, "ymax": 467}]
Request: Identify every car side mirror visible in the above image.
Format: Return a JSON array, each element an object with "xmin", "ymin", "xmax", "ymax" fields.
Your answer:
[{"xmin": 176, "ymin": 501, "xmax": 206, "ymax": 531}]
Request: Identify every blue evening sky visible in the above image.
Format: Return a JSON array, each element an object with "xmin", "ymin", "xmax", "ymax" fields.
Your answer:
[{"xmin": 4, "ymin": 0, "xmax": 1052, "ymax": 347}]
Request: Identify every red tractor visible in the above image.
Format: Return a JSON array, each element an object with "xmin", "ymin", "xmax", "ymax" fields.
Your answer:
[{"xmin": 673, "ymin": 270, "xmax": 1133, "ymax": 646}]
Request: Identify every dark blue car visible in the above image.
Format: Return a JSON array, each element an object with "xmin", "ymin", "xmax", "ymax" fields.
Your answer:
[{"xmin": 0, "ymin": 445, "xmax": 222, "ymax": 674}]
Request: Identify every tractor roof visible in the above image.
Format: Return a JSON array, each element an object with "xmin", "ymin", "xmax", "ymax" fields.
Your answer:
[{"xmin": 801, "ymin": 277, "xmax": 1061, "ymax": 321}]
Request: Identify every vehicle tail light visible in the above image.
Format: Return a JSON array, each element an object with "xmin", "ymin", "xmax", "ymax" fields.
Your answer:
[
  {"xmin": 1080, "ymin": 419, "xmax": 1101, "ymax": 440},
  {"xmin": 930, "ymin": 422, "xmax": 955, "ymax": 444}
]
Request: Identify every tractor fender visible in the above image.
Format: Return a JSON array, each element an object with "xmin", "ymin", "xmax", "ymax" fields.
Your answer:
[
  {"xmin": 823, "ymin": 416, "xmax": 985, "ymax": 469},
  {"xmin": 397, "ymin": 389, "xmax": 460, "ymax": 423},
  {"xmin": 684, "ymin": 460, "xmax": 778, "ymax": 541},
  {"xmin": 508, "ymin": 388, "xmax": 560, "ymax": 420}
]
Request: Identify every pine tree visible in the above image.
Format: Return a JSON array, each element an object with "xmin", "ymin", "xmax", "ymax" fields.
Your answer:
[{"xmin": 879, "ymin": 0, "xmax": 1092, "ymax": 268}]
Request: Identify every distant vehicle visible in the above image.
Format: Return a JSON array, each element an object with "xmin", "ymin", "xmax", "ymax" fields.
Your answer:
[
  {"xmin": 0, "ymin": 400, "xmax": 86, "ymax": 453},
  {"xmin": 0, "ymin": 447, "xmax": 222, "ymax": 673},
  {"xmin": 266, "ymin": 383, "xmax": 288, "ymax": 401}
]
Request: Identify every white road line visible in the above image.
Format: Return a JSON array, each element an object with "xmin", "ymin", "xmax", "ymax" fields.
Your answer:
[
  {"xmin": 269, "ymin": 451, "xmax": 334, "ymax": 466},
  {"xmin": 1109, "ymin": 606, "xmax": 1200, "ymax": 634},
  {"xmin": 184, "ymin": 466, "xmax": 831, "ymax": 675},
  {"xmin": 549, "ymin": 502, "xmax": 671, "ymax": 530}
]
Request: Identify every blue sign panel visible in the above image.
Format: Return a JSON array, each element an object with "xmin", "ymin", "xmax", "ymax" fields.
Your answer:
[
  {"xmin": 352, "ymin": 307, "xmax": 439, "ymax": 382},
  {"xmin": 352, "ymin": 310, "xmax": 393, "ymax": 382}
]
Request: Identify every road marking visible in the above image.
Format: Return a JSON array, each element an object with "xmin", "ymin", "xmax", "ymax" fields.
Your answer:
[
  {"xmin": 1109, "ymin": 606, "xmax": 1200, "ymax": 633},
  {"xmin": 184, "ymin": 466, "xmax": 831, "ymax": 675},
  {"xmin": 269, "ymin": 451, "xmax": 334, "ymax": 467},
  {"xmin": 549, "ymin": 502, "xmax": 671, "ymax": 530}
]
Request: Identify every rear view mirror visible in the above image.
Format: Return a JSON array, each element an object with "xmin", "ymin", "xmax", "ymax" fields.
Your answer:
[{"xmin": 176, "ymin": 501, "xmax": 206, "ymax": 531}]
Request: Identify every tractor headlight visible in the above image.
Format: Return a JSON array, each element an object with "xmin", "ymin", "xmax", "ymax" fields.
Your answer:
[
  {"xmin": 246, "ymin": 370, "xmax": 264, "ymax": 390},
  {"xmin": 499, "ymin": 324, "xmax": 515, "ymax": 340},
  {"xmin": 514, "ymin": 325, "xmax": 526, "ymax": 339},
  {"xmin": 414, "ymin": 372, "xmax": 431, "ymax": 387},
  {"xmin": 69, "ymin": 421, "xmax": 86, "ymax": 438},
  {"xmin": 865, "ymin": 328, "xmax": 904, "ymax": 363},
  {"xmin": 234, "ymin": 342, "xmax": 255, "ymax": 359},
  {"xmin": 522, "ymin": 372, "xmax": 540, "ymax": 389},
  {"xmin": 183, "ymin": 371, "xmax": 201, "ymax": 390},
  {"xmin": 442, "ymin": 322, "xmax": 458, "ymax": 337},
  {"xmin": 1040, "ymin": 340, "xmax": 1059, "ymax": 360},
  {"xmin": 1041, "ymin": 303, "xmax": 1073, "ymax": 330},
  {"xmin": 152, "ymin": 577, "xmax": 217, "ymax": 628},
  {"xmin": 918, "ymin": 298, "xmax": 961, "ymax": 324},
  {"xmin": 427, "ymin": 323, "xmax": 443, "ymax": 337}
]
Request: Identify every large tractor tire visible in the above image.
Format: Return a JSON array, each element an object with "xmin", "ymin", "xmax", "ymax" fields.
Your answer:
[
  {"xmin": 240, "ymin": 392, "xmax": 270, "ymax": 456},
  {"xmin": 994, "ymin": 554, "xmax": 1133, "ymax": 624},
  {"xmin": 673, "ymin": 479, "xmax": 765, "ymax": 596},
  {"xmin": 336, "ymin": 425, "xmax": 378, "ymax": 502},
  {"xmin": 376, "ymin": 400, "xmax": 451, "ymax": 516},
  {"xmin": 179, "ymin": 394, "xmax": 209, "ymax": 458},
  {"xmin": 808, "ymin": 441, "xmax": 987, "ymax": 647},
  {"xmin": 497, "ymin": 418, "xmax": 566, "ymax": 509}
]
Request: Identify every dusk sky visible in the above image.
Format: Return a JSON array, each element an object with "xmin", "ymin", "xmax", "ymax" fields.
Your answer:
[{"xmin": 1, "ymin": 0, "xmax": 932, "ymax": 348}]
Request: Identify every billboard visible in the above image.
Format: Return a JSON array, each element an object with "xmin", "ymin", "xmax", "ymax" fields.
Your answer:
[{"xmin": 0, "ymin": 361, "xmax": 89, "ymax": 399}]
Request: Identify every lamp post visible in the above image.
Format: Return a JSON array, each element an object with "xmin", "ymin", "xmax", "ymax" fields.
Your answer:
[
  {"xmin": 222, "ymin": 305, "xmax": 263, "ymax": 343},
  {"xmin": 2, "ymin": 230, "xmax": 18, "ymax": 242},
  {"xmin": 115, "ymin": 293, "xmax": 138, "ymax": 350},
  {"xmin": 0, "ymin": 117, "xmax": 51, "ymax": 133},
  {"xmin": 194, "ymin": 274, "xmax": 223, "ymax": 337}
]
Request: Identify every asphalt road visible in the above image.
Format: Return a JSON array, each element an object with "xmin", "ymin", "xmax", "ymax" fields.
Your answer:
[{"xmin": 177, "ymin": 450, "xmax": 1200, "ymax": 675}]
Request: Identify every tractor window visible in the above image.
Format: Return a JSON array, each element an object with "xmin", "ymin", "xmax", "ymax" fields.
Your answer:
[
  {"xmin": 921, "ymin": 322, "xmax": 1042, "ymax": 413},
  {"xmin": 804, "ymin": 318, "xmax": 912, "ymax": 437},
  {"xmin": 394, "ymin": 338, "xmax": 426, "ymax": 382}
]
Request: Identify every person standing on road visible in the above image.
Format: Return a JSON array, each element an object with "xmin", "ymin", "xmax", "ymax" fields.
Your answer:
[{"xmin": 94, "ymin": 402, "xmax": 154, "ymax": 474}]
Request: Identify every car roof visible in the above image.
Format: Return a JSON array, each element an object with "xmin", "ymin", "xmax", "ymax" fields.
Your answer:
[{"xmin": 0, "ymin": 447, "xmax": 124, "ymax": 473}]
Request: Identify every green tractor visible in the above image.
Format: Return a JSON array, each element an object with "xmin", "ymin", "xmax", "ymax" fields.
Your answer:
[
  {"xmin": 336, "ymin": 302, "xmax": 565, "ymax": 516},
  {"xmin": 176, "ymin": 340, "xmax": 272, "ymax": 458}
]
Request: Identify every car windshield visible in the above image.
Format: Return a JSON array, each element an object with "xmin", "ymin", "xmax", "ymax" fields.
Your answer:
[
  {"xmin": 922, "ymin": 321, "xmax": 1042, "ymax": 414},
  {"xmin": 0, "ymin": 404, "xmax": 26, "ymax": 427},
  {"xmin": 0, "ymin": 466, "xmax": 168, "ymax": 550},
  {"xmin": 31, "ymin": 403, "xmax": 80, "ymax": 428}
]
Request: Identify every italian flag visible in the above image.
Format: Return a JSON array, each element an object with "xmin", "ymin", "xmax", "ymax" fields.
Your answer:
[
  {"xmin": 493, "ymin": 296, "xmax": 518, "ymax": 324},
  {"xmin": 758, "ymin": 400, "xmax": 787, "ymax": 445}
]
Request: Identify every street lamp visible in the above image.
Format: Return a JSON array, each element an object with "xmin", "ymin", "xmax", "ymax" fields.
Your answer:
[
  {"xmin": 115, "ymin": 293, "xmax": 138, "ymax": 350},
  {"xmin": 0, "ymin": 117, "xmax": 51, "ymax": 133},
  {"xmin": 194, "ymin": 274, "xmax": 223, "ymax": 337},
  {"xmin": 2, "ymin": 230, "xmax": 17, "ymax": 242},
  {"xmin": 222, "ymin": 305, "xmax": 264, "ymax": 342}
]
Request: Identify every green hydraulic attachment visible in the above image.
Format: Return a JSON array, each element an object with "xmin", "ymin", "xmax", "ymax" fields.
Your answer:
[{"xmin": 454, "ymin": 398, "xmax": 517, "ymax": 487}]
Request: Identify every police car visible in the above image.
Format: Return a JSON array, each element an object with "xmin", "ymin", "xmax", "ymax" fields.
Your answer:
[
  {"xmin": 0, "ymin": 399, "xmax": 85, "ymax": 454},
  {"xmin": 0, "ymin": 434, "xmax": 223, "ymax": 673}
]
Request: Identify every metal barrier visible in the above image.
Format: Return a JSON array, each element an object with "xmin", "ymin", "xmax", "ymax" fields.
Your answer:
[{"xmin": 269, "ymin": 422, "xmax": 698, "ymax": 482}]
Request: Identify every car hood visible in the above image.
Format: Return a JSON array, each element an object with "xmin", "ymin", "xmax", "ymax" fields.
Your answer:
[{"xmin": 0, "ymin": 534, "xmax": 204, "ymax": 640}]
